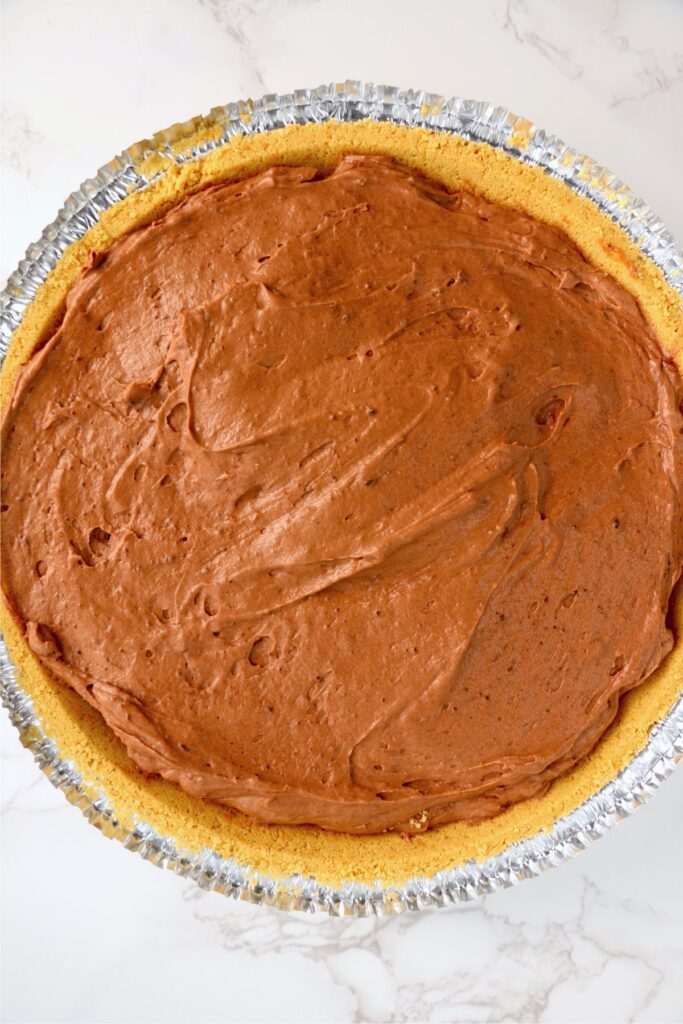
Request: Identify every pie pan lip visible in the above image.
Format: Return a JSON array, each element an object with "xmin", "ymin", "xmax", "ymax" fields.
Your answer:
[{"xmin": 1, "ymin": 80, "xmax": 682, "ymax": 916}]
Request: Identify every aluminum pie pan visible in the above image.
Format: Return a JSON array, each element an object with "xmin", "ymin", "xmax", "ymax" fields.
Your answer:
[{"xmin": 1, "ymin": 81, "xmax": 682, "ymax": 916}]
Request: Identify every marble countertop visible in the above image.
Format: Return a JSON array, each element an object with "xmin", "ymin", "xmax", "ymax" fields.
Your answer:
[{"xmin": 2, "ymin": 1, "xmax": 683, "ymax": 1021}]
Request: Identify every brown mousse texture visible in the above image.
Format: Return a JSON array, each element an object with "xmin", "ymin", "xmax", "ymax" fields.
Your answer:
[{"xmin": 2, "ymin": 154, "xmax": 682, "ymax": 835}]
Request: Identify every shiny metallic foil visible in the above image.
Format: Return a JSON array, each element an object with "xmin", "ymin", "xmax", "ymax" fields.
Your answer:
[{"xmin": 1, "ymin": 82, "xmax": 682, "ymax": 915}]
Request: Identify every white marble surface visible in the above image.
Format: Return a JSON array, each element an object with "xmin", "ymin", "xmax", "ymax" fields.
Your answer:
[{"xmin": 2, "ymin": 1, "xmax": 683, "ymax": 1022}]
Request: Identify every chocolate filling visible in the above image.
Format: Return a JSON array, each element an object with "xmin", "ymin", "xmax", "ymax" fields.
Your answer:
[{"xmin": 2, "ymin": 155, "xmax": 682, "ymax": 833}]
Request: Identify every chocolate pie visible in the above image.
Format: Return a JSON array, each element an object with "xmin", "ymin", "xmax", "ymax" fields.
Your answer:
[{"xmin": 2, "ymin": 121, "xmax": 681, "ymax": 881}]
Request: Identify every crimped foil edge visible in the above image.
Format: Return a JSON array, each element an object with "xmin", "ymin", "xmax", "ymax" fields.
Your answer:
[{"xmin": 1, "ymin": 81, "xmax": 682, "ymax": 916}]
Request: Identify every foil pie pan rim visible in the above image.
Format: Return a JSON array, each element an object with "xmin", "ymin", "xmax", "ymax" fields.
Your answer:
[{"xmin": 1, "ymin": 80, "xmax": 682, "ymax": 915}]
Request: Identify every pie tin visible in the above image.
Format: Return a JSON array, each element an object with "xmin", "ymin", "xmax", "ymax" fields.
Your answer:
[{"xmin": 1, "ymin": 81, "xmax": 682, "ymax": 915}]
